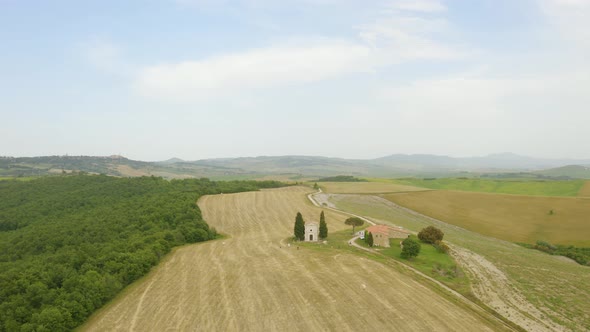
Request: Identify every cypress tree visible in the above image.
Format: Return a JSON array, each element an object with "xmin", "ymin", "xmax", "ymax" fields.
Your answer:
[
  {"xmin": 294, "ymin": 212, "xmax": 305, "ymax": 241},
  {"xmin": 367, "ymin": 232, "xmax": 374, "ymax": 247},
  {"xmin": 319, "ymin": 211, "xmax": 328, "ymax": 239}
]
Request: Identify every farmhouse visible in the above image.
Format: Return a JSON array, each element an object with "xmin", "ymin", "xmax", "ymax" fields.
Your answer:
[
  {"xmin": 305, "ymin": 222, "xmax": 319, "ymax": 242},
  {"xmin": 366, "ymin": 225, "xmax": 410, "ymax": 247}
]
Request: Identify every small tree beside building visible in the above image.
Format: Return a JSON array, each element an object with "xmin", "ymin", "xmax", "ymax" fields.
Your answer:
[
  {"xmin": 319, "ymin": 211, "xmax": 328, "ymax": 239},
  {"xmin": 294, "ymin": 212, "xmax": 305, "ymax": 241},
  {"xmin": 401, "ymin": 237, "xmax": 421, "ymax": 259},
  {"xmin": 344, "ymin": 217, "xmax": 364, "ymax": 235}
]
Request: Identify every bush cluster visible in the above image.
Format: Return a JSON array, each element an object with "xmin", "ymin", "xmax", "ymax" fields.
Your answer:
[
  {"xmin": 417, "ymin": 226, "xmax": 444, "ymax": 244},
  {"xmin": 433, "ymin": 240, "xmax": 450, "ymax": 253},
  {"xmin": 532, "ymin": 241, "xmax": 590, "ymax": 266}
]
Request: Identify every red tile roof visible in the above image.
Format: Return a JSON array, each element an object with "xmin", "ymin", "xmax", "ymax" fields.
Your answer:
[
  {"xmin": 366, "ymin": 224, "xmax": 410, "ymax": 236},
  {"xmin": 366, "ymin": 225, "xmax": 390, "ymax": 235}
]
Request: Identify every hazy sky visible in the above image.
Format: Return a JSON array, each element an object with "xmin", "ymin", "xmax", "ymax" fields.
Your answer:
[{"xmin": 1, "ymin": 0, "xmax": 589, "ymax": 161}]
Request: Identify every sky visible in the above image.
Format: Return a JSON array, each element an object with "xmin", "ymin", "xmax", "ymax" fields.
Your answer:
[{"xmin": 1, "ymin": 0, "xmax": 589, "ymax": 161}]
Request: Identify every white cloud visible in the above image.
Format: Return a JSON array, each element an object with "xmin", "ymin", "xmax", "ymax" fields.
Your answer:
[
  {"xmin": 390, "ymin": 0, "xmax": 446, "ymax": 12},
  {"xmin": 137, "ymin": 0, "xmax": 465, "ymax": 102},
  {"xmin": 84, "ymin": 40, "xmax": 120, "ymax": 70},
  {"xmin": 81, "ymin": 39, "xmax": 133, "ymax": 77},
  {"xmin": 357, "ymin": 16, "xmax": 464, "ymax": 61},
  {"xmin": 377, "ymin": 68, "xmax": 590, "ymax": 127},
  {"xmin": 539, "ymin": 0, "xmax": 590, "ymax": 50},
  {"xmin": 136, "ymin": 41, "xmax": 373, "ymax": 101}
]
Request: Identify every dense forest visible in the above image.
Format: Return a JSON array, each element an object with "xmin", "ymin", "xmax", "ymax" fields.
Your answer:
[{"xmin": 0, "ymin": 175, "xmax": 285, "ymax": 331}]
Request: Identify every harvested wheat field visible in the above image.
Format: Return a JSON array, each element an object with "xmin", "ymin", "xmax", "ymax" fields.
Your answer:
[{"xmin": 81, "ymin": 186, "xmax": 508, "ymax": 332}]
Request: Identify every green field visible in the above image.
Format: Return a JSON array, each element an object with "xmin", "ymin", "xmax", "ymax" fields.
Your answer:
[
  {"xmin": 0, "ymin": 176, "xmax": 38, "ymax": 181},
  {"xmin": 391, "ymin": 178, "xmax": 585, "ymax": 197}
]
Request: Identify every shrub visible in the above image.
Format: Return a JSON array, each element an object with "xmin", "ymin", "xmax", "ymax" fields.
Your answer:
[
  {"xmin": 433, "ymin": 240, "xmax": 450, "ymax": 254},
  {"xmin": 418, "ymin": 226, "xmax": 444, "ymax": 244}
]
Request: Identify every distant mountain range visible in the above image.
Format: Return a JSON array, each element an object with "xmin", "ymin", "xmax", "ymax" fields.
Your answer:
[{"xmin": 2, "ymin": 153, "xmax": 590, "ymax": 180}]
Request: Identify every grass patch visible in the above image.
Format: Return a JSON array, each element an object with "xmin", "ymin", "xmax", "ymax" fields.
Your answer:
[
  {"xmin": 391, "ymin": 178, "xmax": 585, "ymax": 197},
  {"xmin": 379, "ymin": 236, "xmax": 470, "ymax": 295},
  {"xmin": 0, "ymin": 176, "xmax": 39, "ymax": 181}
]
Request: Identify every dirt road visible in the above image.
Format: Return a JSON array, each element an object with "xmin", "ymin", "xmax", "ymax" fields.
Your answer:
[{"xmin": 81, "ymin": 187, "xmax": 508, "ymax": 331}]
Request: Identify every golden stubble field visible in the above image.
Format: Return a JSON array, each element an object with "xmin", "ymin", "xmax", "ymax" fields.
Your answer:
[
  {"xmin": 579, "ymin": 181, "xmax": 590, "ymax": 197},
  {"xmin": 80, "ymin": 186, "xmax": 506, "ymax": 331},
  {"xmin": 383, "ymin": 190, "xmax": 590, "ymax": 246}
]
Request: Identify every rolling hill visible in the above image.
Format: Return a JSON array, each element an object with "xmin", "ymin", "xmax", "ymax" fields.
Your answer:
[
  {"xmin": 534, "ymin": 165, "xmax": 590, "ymax": 179},
  {"xmin": 3, "ymin": 153, "xmax": 590, "ymax": 180}
]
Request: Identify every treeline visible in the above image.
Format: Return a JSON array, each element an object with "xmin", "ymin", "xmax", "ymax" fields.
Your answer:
[
  {"xmin": 0, "ymin": 175, "xmax": 285, "ymax": 331},
  {"xmin": 316, "ymin": 175, "xmax": 367, "ymax": 182},
  {"xmin": 519, "ymin": 241, "xmax": 590, "ymax": 266}
]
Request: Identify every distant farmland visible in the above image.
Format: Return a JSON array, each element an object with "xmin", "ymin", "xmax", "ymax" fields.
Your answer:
[
  {"xmin": 319, "ymin": 181, "xmax": 428, "ymax": 194},
  {"xmin": 383, "ymin": 190, "xmax": 590, "ymax": 246},
  {"xmin": 390, "ymin": 178, "xmax": 585, "ymax": 197}
]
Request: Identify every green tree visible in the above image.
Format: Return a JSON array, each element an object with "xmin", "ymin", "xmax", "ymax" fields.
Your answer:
[
  {"xmin": 401, "ymin": 237, "xmax": 421, "ymax": 259},
  {"xmin": 344, "ymin": 217, "xmax": 364, "ymax": 235},
  {"xmin": 319, "ymin": 211, "xmax": 328, "ymax": 239},
  {"xmin": 367, "ymin": 232, "xmax": 374, "ymax": 247},
  {"xmin": 294, "ymin": 212, "xmax": 305, "ymax": 241},
  {"xmin": 313, "ymin": 182, "xmax": 319, "ymax": 190},
  {"xmin": 417, "ymin": 226, "xmax": 444, "ymax": 244}
]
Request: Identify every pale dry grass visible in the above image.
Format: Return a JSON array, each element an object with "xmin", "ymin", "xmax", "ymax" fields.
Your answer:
[
  {"xmin": 114, "ymin": 164, "xmax": 151, "ymax": 177},
  {"xmin": 320, "ymin": 181, "xmax": 428, "ymax": 194},
  {"xmin": 80, "ymin": 187, "xmax": 505, "ymax": 332}
]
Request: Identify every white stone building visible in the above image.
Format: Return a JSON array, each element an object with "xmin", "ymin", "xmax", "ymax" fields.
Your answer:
[{"xmin": 305, "ymin": 222, "xmax": 319, "ymax": 242}]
